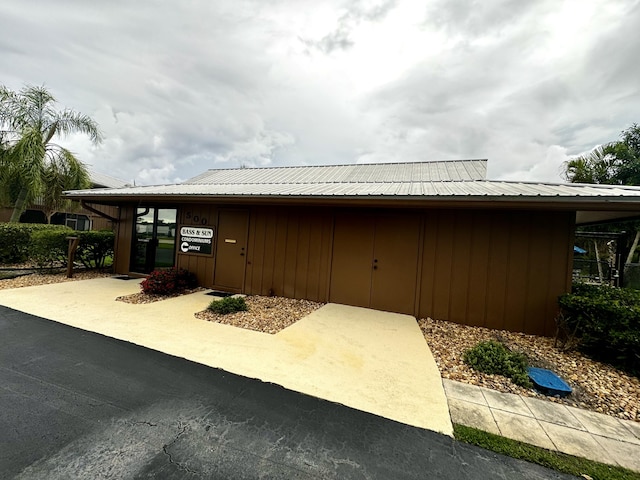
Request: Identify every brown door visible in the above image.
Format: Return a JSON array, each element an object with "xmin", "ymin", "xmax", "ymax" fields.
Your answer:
[
  {"xmin": 214, "ymin": 209, "xmax": 249, "ymax": 291},
  {"xmin": 370, "ymin": 215, "xmax": 420, "ymax": 314},
  {"xmin": 329, "ymin": 214, "xmax": 375, "ymax": 307},
  {"xmin": 330, "ymin": 213, "xmax": 420, "ymax": 314}
]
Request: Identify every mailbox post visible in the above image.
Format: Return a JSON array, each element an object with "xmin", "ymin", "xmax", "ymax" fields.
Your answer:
[{"xmin": 66, "ymin": 236, "xmax": 80, "ymax": 278}]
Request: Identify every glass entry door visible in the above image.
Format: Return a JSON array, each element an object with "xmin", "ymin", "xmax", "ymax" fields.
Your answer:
[{"xmin": 131, "ymin": 207, "xmax": 177, "ymax": 273}]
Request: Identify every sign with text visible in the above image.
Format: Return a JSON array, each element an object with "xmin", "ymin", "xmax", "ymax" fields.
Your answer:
[{"xmin": 179, "ymin": 226, "xmax": 214, "ymax": 255}]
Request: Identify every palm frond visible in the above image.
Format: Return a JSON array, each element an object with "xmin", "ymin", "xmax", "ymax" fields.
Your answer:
[
  {"xmin": 0, "ymin": 84, "xmax": 98, "ymax": 219},
  {"xmin": 55, "ymin": 109, "xmax": 103, "ymax": 144}
]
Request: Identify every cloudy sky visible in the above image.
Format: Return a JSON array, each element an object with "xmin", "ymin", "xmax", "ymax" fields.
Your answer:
[{"xmin": 1, "ymin": 0, "xmax": 639, "ymax": 185}]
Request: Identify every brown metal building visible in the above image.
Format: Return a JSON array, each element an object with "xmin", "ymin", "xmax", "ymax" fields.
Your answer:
[
  {"xmin": 65, "ymin": 160, "xmax": 640, "ymax": 336},
  {"xmin": 0, "ymin": 170, "xmax": 127, "ymax": 230}
]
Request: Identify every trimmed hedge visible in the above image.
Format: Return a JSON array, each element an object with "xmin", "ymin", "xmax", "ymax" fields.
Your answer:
[
  {"xmin": 140, "ymin": 268, "xmax": 198, "ymax": 295},
  {"xmin": 558, "ymin": 283, "xmax": 640, "ymax": 376},
  {"xmin": 0, "ymin": 223, "xmax": 115, "ymax": 270},
  {"xmin": 31, "ymin": 228, "xmax": 72, "ymax": 267},
  {"xmin": 75, "ymin": 230, "xmax": 115, "ymax": 269},
  {"xmin": 0, "ymin": 223, "xmax": 71, "ymax": 264}
]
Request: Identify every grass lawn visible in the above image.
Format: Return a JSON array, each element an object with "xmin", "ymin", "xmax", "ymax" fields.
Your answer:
[{"xmin": 454, "ymin": 424, "xmax": 640, "ymax": 480}]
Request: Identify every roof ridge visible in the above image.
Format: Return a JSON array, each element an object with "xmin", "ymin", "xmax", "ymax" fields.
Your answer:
[
  {"xmin": 191, "ymin": 178, "xmax": 489, "ymax": 185},
  {"xmin": 198, "ymin": 159, "xmax": 488, "ymax": 173}
]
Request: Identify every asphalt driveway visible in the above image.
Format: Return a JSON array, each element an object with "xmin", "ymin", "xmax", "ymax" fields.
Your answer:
[{"xmin": 0, "ymin": 305, "xmax": 575, "ymax": 479}]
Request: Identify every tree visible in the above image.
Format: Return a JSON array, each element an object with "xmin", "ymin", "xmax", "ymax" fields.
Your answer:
[
  {"xmin": 0, "ymin": 85, "xmax": 102, "ymax": 223},
  {"xmin": 564, "ymin": 124, "xmax": 640, "ymax": 185},
  {"xmin": 564, "ymin": 124, "xmax": 640, "ymax": 265}
]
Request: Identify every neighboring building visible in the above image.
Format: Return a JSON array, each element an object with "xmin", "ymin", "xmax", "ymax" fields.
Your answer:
[
  {"xmin": 65, "ymin": 160, "xmax": 640, "ymax": 335},
  {"xmin": 0, "ymin": 171, "xmax": 129, "ymax": 230}
]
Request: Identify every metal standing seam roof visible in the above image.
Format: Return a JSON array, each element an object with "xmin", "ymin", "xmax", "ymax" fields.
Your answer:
[
  {"xmin": 183, "ymin": 160, "xmax": 488, "ymax": 184},
  {"xmin": 89, "ymin": 171, "xmax": 131, "ymax": 189},
  {"xmin": 65, "ymin": 179, "xmax": 640, "ymax": 199},
  {"xmin": 62, "ymin": 160, "xmax": 640, "ymax": 201}
]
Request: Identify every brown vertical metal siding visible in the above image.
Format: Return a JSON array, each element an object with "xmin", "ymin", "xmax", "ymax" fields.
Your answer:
[
  {"xmin": 87, "ymin": 205, "xmax": 119, "ymax": 231},
  {"xmin": 417, "ymin": 210, "xmax": 573, "ymax": 336},
  {"xmin": 111, "ymin": 202, "xmax": 573, "ymax": 335},
  {"xmin": 245, "ymin": 207, "xmax": 333, "ymax": 301},
  {"xmin": 113, "ymin": 205, "xmax": 134, "ymax": 275}
]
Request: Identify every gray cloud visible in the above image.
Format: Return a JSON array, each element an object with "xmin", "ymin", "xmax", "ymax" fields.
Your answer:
[
  {"xmin": 1, "ymin": 0, "xmax": 638, "ymax": 185},
  {"xmin": 303, "ymin": 0, "xmax": 397, "ymax": 54}
]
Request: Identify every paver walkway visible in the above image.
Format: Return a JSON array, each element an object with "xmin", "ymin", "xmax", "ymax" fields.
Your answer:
[{"xmin": 444, "ymin": 379, "xmax": 640, "ymax": 472}]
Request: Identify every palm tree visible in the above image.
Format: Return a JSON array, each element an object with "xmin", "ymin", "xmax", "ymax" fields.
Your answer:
[
  {"xmin": 564, "ymin": 128, "xmax": 640, "ymax": 265},
  {"xmin": 563, "ymin": 145, "xmax": 620, "ymax": 184},
  {"xmin": 0, "ymin": 85, "xmax": 102, "ymax": 222}
]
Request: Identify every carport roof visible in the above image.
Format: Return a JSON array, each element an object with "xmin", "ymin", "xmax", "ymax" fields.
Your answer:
[{"xmin": 65, "ymin": 160, "xmax": 640, "ymax": 224}]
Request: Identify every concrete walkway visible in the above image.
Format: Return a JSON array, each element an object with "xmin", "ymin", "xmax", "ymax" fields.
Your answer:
[
  {"xmin": 0, "ymin": 277, "xmax": 452, "ymax": 436},
  {"xmin": 445, "ymin": 379, "xmax": 640, "ymax": 472}
]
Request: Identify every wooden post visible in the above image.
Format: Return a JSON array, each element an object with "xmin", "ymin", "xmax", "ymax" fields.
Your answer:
[{"xmin": 66, "ymin": 236, "xmax": 80, "ymax": 278}]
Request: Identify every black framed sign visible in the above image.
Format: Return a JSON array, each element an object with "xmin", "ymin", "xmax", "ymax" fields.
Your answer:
[{"xmin": 179, "ymin": 226, "xmax": 214, "ymax": 255}]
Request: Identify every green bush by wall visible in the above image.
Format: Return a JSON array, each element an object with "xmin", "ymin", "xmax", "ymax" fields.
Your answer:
[
  {"xmin": 30, "ymin": 228, "xmax": 72, "ymax": 267},
  {"xmin": 75, "ymin": 231, "xmax": 115, "ymax": 269},
  {"xmin": 559, "ymin": 283, "xmax": 640, "ymax": 377},
  {"xmin": 0, "ymin": 224, "xmax": 115, "ymax": 269},
  {"xmin": 0, "ymin": 223, "xmax": 72, "ymax": 264}
]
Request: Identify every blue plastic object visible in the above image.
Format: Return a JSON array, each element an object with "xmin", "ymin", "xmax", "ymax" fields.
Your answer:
[{"xmin": 527, "ymin": 367, "xmax": 572, "ymax": 397}]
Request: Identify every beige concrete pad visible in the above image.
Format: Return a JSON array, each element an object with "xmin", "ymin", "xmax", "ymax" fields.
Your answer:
[
  {"xmin": 482, "ymin": 389, "xmax": 533, "ymax": 417},
  {"xmin": 521, "ymin": 396, "xmax": 586, "ymax": 431},
  {"xmin": 491, "ymin": 410, "xmax": 555, "ymax": 450},
  {"xmin": 442, "ymin": 379, "xmax": 487, "ymax": 406},
  {"xmin": 621, "ymin": 418, "xmax": 640, "ymax": 443},
  {"xmin": 447, "ymin": 397, "xmax": 500, "ymax": 435},
  {"xmin": 566, "ymin": 406, "xmax": 639, "ymax": 443},
  {"xmin": 0, "ymin": 278, "xmax": 452, "ymax": 436},
  {"xmin": 593, "ymin": 435, "xmax": 640, "ymax": 472},
  {"xmin": 271, "ymin": 303, "xmax": 453, "ymax": 436},
  {"xmin": 539, "ymin": 422, "xmax": 613, "ymax": 466}
]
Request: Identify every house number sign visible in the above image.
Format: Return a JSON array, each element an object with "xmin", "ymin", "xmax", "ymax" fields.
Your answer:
[{"xmin": 179, "ymin": 226, "xmax": 214, "ymax": 255}]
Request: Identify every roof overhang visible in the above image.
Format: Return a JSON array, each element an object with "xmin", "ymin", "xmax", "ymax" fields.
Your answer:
[{"xmin": 70, "ymin": 192, "xmax": 640, "ymax": 224}]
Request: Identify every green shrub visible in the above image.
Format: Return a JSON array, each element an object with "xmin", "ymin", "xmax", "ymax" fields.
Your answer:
[
  {"xmin": 0, "ymin": 223, "xmax": 71, "ymax": 264},
  {"xmin": 75, "ymin": 230, "xmax": 114, "ymax": 269},
  {"xmin": 140, "ymin": 267, "xmax": 198, "ymax": 295},
  {"xmin": 558, "ymin": 283, "xmax": 640, "ymax": 376},
  {"xmin": 3, "ymin": 226, "xmax": 114, "ymax": 270},
  {"xmin": 207, "ymin": 296, "xmax": 248, "ymax": 315},
  {"xmin": 30, "ymin": 228, "xmax": 73, "ymax": 267},
  {"xmin": 463, "ymin": 340, "xmax": 532, "ymax": 388}
]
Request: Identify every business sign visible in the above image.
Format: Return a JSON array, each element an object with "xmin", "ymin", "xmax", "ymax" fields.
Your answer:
[{"xmin": 179, "ymin": 226, "xmax": 214, "ymax": 255}]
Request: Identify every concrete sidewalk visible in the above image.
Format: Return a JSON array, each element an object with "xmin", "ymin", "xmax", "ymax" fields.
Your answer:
[
  {"xmin": 0, "ymin": 276, "xmax": 452, "ymax": 436},
  {"xmin": 445, "ymin": 379, "xmax": 640, "ymax": 472}
]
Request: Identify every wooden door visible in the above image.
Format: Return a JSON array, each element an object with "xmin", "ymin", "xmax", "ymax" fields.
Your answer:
[
  {"xmin": 214, "ymin": 210, "xmax": 249, "ymax": 291},
  {"xmin": 370, "ymin": 215, "xmax": 420, "ymax": 314},
  {"xmin": 329, "ymin": 214, "xmax": 375, "ymax": 307},
  {"xmin": 330, "ymin": 213, "xmax": 420, "ymax": 314}
]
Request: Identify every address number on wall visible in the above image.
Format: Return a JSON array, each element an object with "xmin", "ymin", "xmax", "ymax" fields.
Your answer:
[{"xmin": 184, "ymin": 211, "xmax": 208, "ymax": 225}]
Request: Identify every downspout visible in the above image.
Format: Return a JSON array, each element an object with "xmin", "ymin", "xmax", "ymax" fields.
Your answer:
[{"xmin": 80, "ymin": 200, "xmax": 119, "ymax": 223}]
